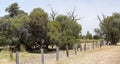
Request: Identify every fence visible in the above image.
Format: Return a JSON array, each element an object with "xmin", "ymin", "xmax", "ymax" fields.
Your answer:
[{"xmin": 16, "ymin": 40, "xmax": 108, "ymax": 64}]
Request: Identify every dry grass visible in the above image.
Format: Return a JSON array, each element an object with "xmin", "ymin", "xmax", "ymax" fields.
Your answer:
[
  {"xmin": 0, "ymin": 51, "xmax": 14, "ymax": 64},
  {"xmin": 0, "ymin": 50, "xmax": 41, "ymax": 64},
  {"xmin": 0, "ymin": 45, "xmax": 110, "ymax": 64}
]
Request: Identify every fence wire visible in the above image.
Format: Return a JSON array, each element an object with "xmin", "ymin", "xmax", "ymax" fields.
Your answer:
[{"xmin": 17, "ymin": 41, "xmax": 107, "ymax": 64}]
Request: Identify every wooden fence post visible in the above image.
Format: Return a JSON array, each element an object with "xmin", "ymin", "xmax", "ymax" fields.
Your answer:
[
  {"xmin": 84, "ymin": 43, "xmax": 86, "ymax": 51},
  {"xmin": 56, "ymin": 47, "xmax": 59, "ymax": 61},
  {"xmin": 16, "ymin": 51, "xmax": 19, "ymax": 64},
  {"xmin": 87, "ymin": 43, "xmax": 90, "ymax": 50},
  {"xmin": 102, "ymin": 40, "xmax": 103, "ymax": 46},
  {"xmin": 100, "ymin": 40, "xmax": 103, "ymax": 47},
  {"xmin": 100, "ymin": 42, "xmax": 102, "ymax": 48},
  {"xmin": 41, "ymin": 48, "xmax": 44, "ymax": 64},
  {"xmin": 92, "ymin": 42, "xmax": 94, "ymax": 49},
  {"xmin": 66, "ymin": 45, "xmax": 69, "ymax": 57},
  {"xmin": 74, "ymin": 45, "xmax": 77, "ymax": 55},
  {"xmin": 96, "ymin": 42, "xmax": 97, "ymax": 47},
  {"xmin": 103, "ymin": 40, "xmax": 106, "ymax": 45},
  {"xmin": 80, "ymin": 43, "xmax": 82, "ymax": 52}
]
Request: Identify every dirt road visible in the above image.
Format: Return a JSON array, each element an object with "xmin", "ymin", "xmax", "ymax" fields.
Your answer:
[{"xmin": 56, "ymin": 45, "xmax": 120, "ymax": 64}]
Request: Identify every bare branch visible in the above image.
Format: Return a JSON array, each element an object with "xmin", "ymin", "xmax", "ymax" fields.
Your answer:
[
  {"xmin": 50, "ymin": 8, "xmax": 57, "ymax": 21},
  {"xmin": 67, "ymin": 7, "xmax": 80, "ymax": 21},
  {"xmin": 102, "ymin": 13, "xmax": 106, "ymax": 19},
  {"xmin": 97, "ymin": 13, "xmax": 106, "ymax": 23},
  {"xmin": 97, "ymin": 15, "xmax": 102, "ymax": 22}
]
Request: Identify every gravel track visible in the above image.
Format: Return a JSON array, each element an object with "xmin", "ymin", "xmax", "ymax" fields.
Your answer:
[{"xmin": 57, "ymin": 45, "xmax": 120, "ymax": 64}]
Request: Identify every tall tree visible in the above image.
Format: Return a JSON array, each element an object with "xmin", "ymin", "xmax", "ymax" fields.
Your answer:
[{"xmin": 29, "ymin": 8, "xmax": 49, "ymax": 49}]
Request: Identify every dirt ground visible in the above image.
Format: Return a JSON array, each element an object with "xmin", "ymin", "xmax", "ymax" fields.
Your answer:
[{"xmin": 56, "ymin": 45, "xmax": 120, "ymax": 64}]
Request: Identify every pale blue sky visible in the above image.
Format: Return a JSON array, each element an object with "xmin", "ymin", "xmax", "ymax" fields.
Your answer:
[{"xmin": 0, "ymin": 0, "xmax": 120, "ymax": 35}]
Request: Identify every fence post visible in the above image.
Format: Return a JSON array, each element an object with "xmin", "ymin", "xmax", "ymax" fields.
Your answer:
[
  {"xmin": 74, "ymin": 45, "xmax": 77, "ymax": 55},
  {"xmin": 87, "ymin": 43, "xmax": 90, "ymax": 50},
  {"xmin": 80, "ymin": 43, "xmax": 82, "ymax": 52},
  {"xmin": 103, "ymin": 40, "xmax": 106, "ymax": 45},
  {"xmin": 92, "ymin": 42, "xmax": 94, "ymax": 49},
  {"xmin": 96, "ymin": 42, "xmax": 97, "ymax": 47},
  {"xmin": 66, "ymin": 45, "xmax": 69, "ymax": 57},
  {"xmin": 84, "ymin": 43, "xmax": 86, "ymax": 51},
  {"xmin": 102, "ymin": 40, "xmax": 103, "ymax": 46},
  {"xmin": 56, "ymin": 47, "xmax": 59, "ymax": 61},
  {"xmin": 41, "ymin": 48, "xmax": 44, "ymax": 64},
  {"xmin": 16, "ymin": 51, "xmax": 19, "ymax": 64},
  {"xmin": 100, "ymin": 42, "xmax": 102, "ymax": 48}
]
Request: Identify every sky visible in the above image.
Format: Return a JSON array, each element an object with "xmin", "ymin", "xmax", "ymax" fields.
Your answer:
[{"xmin": 0, "ymin": 0, "xmax": 120, "ymax": 35}]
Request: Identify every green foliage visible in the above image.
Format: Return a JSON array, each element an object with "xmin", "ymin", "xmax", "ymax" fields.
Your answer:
[
  {"xmin": 47, "ymin": 15, "xmax": 81, "ymax": 49},
  {"xmin": 0, "ymin": 2, "xmax": 82, "ymax": 52},
  {"xmin": 5, "ymin": 2, "xmax": 19, "ymax": 18},
  {"xmin": 47, "ymin": 21, "xmax": 61, "ymax": 46}
]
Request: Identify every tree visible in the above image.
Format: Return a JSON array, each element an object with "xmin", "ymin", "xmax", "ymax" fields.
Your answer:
[
  {"xmin": 86, "ymin": 31, "xmax": 92, "ymax": 39},
  {"xmin": 97, "ymin": 13, "xmax": 120, "ymax": 45},
  {"xmin": 29, "ymin": 8, "xmax": 50, "ymax": 49},
  {"xmin": 0, "ymin": 2, "xmax": 31, "ymax": 53},
  {"xmin": 0, "ymin": 2, "xmax": 29, "ymax": 55}
]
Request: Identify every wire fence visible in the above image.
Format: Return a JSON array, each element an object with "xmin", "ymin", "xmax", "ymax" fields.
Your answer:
[{"xmin": 15, "ymin": 40, "xmax": 108, "ymax": 64}]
